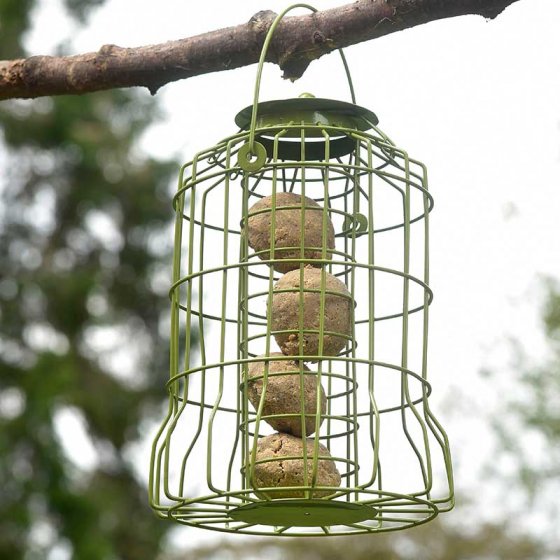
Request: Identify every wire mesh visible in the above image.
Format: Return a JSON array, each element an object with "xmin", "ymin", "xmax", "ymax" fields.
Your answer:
[{"xmin": 148, "ymin": 112, "xmax": 454, "ymax": 535}]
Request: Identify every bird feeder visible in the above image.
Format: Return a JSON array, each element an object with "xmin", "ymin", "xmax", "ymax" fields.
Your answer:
[{"xmin": 149, "ymin": 4, "xmax": 454, "ymax": 536}]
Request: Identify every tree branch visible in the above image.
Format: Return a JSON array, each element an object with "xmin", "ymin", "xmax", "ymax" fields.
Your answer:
[{"xmin": 0, "ymin": 0, "xmax": 521, "ymax": 101}]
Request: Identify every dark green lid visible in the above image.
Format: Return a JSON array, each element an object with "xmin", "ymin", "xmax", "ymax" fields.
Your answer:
[
  {"xmin": 235, "ymin": 97, "xmax": 379, "ymax": 161},
  {"xmin": 235, "ymin": 97, "xmax": 379, "ymax": 133}
]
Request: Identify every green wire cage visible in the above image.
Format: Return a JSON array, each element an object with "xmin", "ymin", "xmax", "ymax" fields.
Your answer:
[{"xmin": 149, "ymin": 5, "xmax": 454, "ymax": 536}]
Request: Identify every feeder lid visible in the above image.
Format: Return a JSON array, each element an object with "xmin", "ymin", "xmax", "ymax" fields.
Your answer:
[{"xmin": 235, "ymin": 96, "xmax": 379, "ymax": 133}]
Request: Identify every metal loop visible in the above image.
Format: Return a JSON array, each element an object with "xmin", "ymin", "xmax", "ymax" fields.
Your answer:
[
  {"xmin": 342, "ymin": 213, "xmax": 368, "ymax": 238},
  {"xmin": 237, "ymin": 141, "xmax": 267, "ymax": 172}
]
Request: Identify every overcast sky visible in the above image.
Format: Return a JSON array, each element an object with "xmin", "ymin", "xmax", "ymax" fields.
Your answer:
[{"xmin": 27, "ymin": 0, "xmax": 560, "ymax": 550}]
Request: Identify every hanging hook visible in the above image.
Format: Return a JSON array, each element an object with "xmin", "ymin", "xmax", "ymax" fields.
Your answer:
[{"xmin": 238, "ymin": 2, "xmax": 358, "ymax": 172}]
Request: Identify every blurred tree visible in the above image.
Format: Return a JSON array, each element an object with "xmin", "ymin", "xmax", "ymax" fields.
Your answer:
[
  {"xmin": 167, "ymin": 517, "xmax": 543, "ymax": 560},
  {"xmin": 483, "ymin": 277, "xmax": 560, "ymax": 549},
  {"xmin": 0, "ymin": 1, "xmax": 181, "ymax": 558}
]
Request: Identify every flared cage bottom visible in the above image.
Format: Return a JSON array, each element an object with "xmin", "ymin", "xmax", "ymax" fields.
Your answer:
[{"xmin": 156, "ymin": 490, "xmax": 442, "ymax": 536}]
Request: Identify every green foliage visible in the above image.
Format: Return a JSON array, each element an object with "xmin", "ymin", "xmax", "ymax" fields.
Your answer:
[
  {"xmin": 475, "ymin": 276, "xmax": 560, "ymax": 558},
  {"xmin": 0, "ymin": 1, "xmax": 181, "ymax": 558},
  {"xmin": 507, "ymin": 279, "xmax": 560, "ymax": 474},
  {"xmin": 543, "ymin": 278, "xmax": 560, "ymax": 346},
  {"xmin": 63, "ymin": 0, "xmax": 106, "ymax": 22},
  {"xmin": 0, "ymin": 0, "xmax": 33, "ymax": 57}
]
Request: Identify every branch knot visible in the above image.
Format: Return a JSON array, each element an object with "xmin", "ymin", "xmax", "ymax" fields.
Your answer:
[
  {"xmin": 249, "ymin": 10, "xmax": 277, "ymax": 35},
  {"xmin": 313, "ymin": 31, "xmax": 326, "ymax": 44}
]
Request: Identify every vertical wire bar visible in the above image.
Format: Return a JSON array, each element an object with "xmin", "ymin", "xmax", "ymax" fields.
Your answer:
[
  {"xmin": 400, "ymin": 159, "xmax": 411, "ymax": 368},
  {"xmin": 230, "ymin": 148, "xmax": 248, "ymax": 502},
  {"xmin": 164, "ymin": 158, "xmax": 200, "ymax": 501},
  {"xmin": 297, "ymin": 126, "xmax": 311, "ymax": 496},
  {"xmin": 196, "ymin": 188, "xmax": 210, "ymax": 393},
  {"xmin": 246, "ymin": 134, "xmax": 280, "ymax": 496},
  {"xmin": 398, "ymin": 151, "xmax": 431, "ymax": 496},
  {"xmin": 321, "ymin": 160, "xmax": 334, "ymax": 463},
  {"xmin": 415, "ymin": 160, "xmax": 434, "ymax": 501},
  {"xmin": 365, "ymin": 137, "xmax": 381, "ymax": 490},
  {"xmin": 170, "ymin": 166, "xmax": 187, "ymax": 400},
  {"xmin": 346, "ymin": 144, "xmax": 360, "ymax": 501},
  {"xmin": 207, "ymin": 149, "xmax": 232, "ymax": 494},
  {"xmin": 183, "ymin": 160, "xmax": 198, "ymax": 375},
  {"xmin": 179, "ymin": 168, "xmax": 200, "ymax": 490},
  {"xmin": 178, "ymin": 175, "xmax": 221, "ymax": 496},
  {"xmin": 344, "ymin": 144, "xmax": 358, "ymax": 500},
  {"xmin": 340, "ymin": 149, "xmax": 352, "ymax": 500},
  {"xmin": 310, "ymin": 131, "xmax": 331, "ymax": 492},
  {"xmin": 416, "ymin": 159, "xmax": 455, "ymax": 508},
  {"xmin": 178, "ymin": 180, "xmax": 212, "ymax": 497},
  {"xmin": 264, "ymin": 135, "xmax": 289, "ymax": 469},
  {"xmin": 149, "ymin": 164, "xmax": 189, "ymax": 508},
  {"xmin": 240, "ymin": 170, "xmax": 252, "ymax": 495},
  {"xmin": 350, "ymin": 138, "xmax": 360, "ymax": 499}
]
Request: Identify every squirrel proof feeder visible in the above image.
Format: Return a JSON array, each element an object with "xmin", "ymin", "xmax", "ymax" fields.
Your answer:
[{"xmin": 149, "ymin": 4, "xmax": 454, "ymax": 536}]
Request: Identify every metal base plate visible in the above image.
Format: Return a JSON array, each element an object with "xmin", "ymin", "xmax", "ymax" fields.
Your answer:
[{"xmin": 230, "ymin": 500, "xmax": 378, "ymax": 527}]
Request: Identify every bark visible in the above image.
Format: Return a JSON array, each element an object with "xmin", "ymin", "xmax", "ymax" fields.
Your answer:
[{"xmin": 0, "ymin": 0, "xmax": 521, "ymax": 101}]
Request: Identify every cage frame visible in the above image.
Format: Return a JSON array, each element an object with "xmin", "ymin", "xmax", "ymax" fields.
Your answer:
[{"xmin": 149, "ymin": 3, "xmax": 454, "ymax": 536}]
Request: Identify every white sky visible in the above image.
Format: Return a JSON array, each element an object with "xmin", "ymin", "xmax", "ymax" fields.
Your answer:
[{"xmin": 26, "ymin": 0, "xmax": 560, "ymax": 551}]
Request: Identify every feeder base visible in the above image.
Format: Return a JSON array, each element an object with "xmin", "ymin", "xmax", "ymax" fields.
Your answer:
[{"xmin": 230, "ymin": 500, "xmax": 378, "ymax": 527}]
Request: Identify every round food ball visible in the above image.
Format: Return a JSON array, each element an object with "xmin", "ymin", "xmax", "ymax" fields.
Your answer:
[
  {"xmin": 270, "ymin": 265, "xmax": 353, "ymax": 359},
  {"xmin": 246, "ymin": 353, "xmax": 326, "ymax": 437},
  {"xmin": 245, "ymin": 192, "xmax": 335, "ymax": 273},
  {"xmin": 251, "ymin": 433, "xmax": 341, "ymax": 499}
]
